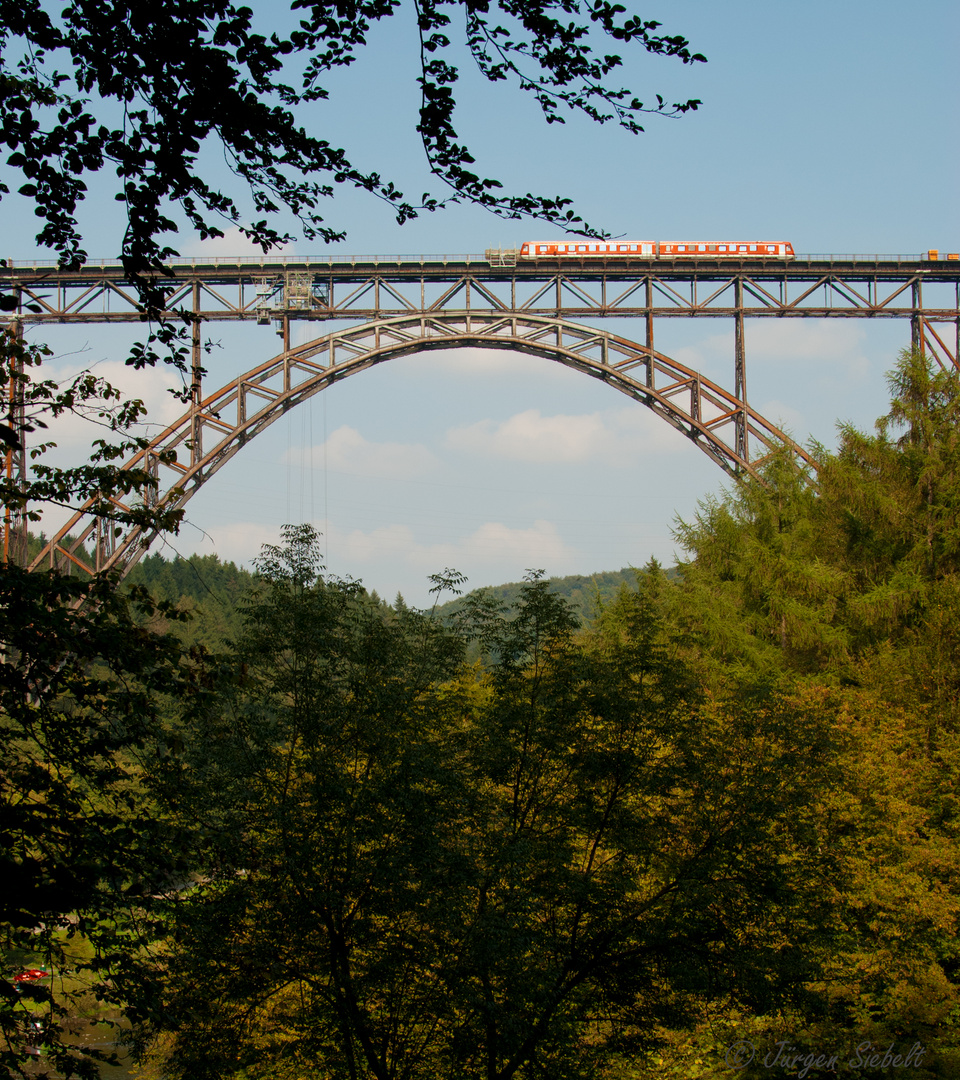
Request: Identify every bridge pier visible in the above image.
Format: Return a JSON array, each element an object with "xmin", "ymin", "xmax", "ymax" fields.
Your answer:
[
  {"xmin": 190, "ymin": 283, "xmax": 203, "ymax": 467},
  {"xmin": 734, "ymin": 279, "xmax": 748, "ymax": 464}
]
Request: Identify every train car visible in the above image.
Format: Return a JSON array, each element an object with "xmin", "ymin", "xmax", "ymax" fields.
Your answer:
[{"xmin": 517, "ymin": 240, "xmax": 795, "ymax": 259}]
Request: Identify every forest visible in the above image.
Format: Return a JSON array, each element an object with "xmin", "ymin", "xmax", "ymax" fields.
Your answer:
[{"xmin": 4, "ymin": 348, "xmax": 959, "ymax": 1079}]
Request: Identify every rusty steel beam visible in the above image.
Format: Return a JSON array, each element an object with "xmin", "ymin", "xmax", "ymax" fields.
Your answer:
[
  {"xmin": 5, "ymin": 251, "xmax": 958, "ymax": 572},
  {"xmin": 2, "ymin": 254, "xmax": 959, "ymax": 326},
  {"xmin": 28, "ymin": 312, "xmax": 815, "ymax": 580}
]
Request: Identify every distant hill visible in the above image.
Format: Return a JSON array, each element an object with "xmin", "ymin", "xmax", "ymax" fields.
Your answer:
[
  {"xmin": 431, "ymin": 562, "xmax": 680, "ymax": 626},
  {"xmin": 26, "ymin": 535, "xmax": 680, "ymax": 642},
  {"xmin": 125, "ymin": 551, "xmax": 259, "ymax": 650}
]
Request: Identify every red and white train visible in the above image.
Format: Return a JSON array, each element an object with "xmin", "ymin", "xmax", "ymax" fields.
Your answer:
[{"xmin": 517, "ymin": 240, "xmax": 795, "ymax": 259}]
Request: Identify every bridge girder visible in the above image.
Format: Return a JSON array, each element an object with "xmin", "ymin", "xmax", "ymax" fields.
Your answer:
[
  {"xmin": 28, "ymin": 313, "xmax": 812, "ymax": 579},
  {"xmin": 5, "ymin": 255, "xmax": 957, "ymax": 373}
]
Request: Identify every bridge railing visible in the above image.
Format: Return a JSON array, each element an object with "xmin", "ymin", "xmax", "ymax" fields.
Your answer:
[
  {"xmin": 0, "ymin": 252, "xmax": 950, "ymax": 272},
  {"xmin": 2, "ymin": 253, "xmax": 488, "ymax": 271}
]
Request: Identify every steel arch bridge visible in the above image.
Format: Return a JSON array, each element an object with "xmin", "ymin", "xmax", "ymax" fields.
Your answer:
[
  {"xmin": 4, "ymin": 249, "xmax": 957, "ymax": 576},
  {"xmin": 27, "ymin": 312, "xmax": 813, "ymax": 577}
]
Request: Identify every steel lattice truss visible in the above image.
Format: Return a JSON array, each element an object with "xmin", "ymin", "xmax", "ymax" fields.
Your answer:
[
  {"xmin": 3, "ymin": 255, "xmax": 959, "ymax": 335},
  {"xmin": 28, "ymin": 314, "xmax": 815, "ymax": 577},
  {"xmin": 4, "ymin": 254, "xmax": 957, "ymax": 372},
  {"xmin": 4, "ymin": 253, "xmax": 958, "ymax": 577}
]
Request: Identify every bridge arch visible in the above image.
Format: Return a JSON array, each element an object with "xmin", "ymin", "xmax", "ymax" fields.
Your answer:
[{"xmin": 30, "ymin": 313, "xmax": 813, "ymax": 577}]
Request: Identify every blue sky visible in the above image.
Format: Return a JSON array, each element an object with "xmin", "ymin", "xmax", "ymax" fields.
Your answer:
[{"xmin": 6, "ymin": 0, "xmax": 959, "ymax": 605}]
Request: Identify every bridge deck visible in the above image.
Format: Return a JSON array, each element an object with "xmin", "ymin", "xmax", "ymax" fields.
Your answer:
[
  {"xmin": 4, "ymin": 252, "xmax": 960, "ymax": 282},
  {"xmin": 2, "ymin": 254, "xmax": 958, "ymax": 326}
]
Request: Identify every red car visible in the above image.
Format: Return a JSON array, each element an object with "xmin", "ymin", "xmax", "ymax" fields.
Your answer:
[{"xmin": 13, "ymin": 969, "xmax": 48, "ymax": 985}]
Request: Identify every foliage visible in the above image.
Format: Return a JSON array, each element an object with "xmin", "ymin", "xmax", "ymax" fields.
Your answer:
[
  {"xmin": 0, "ymin": 565, "xmax": 192, "ymax": 1079},
  {"xmin": 435, "ymin": 564, "xmax": 681, "ymax": 628},
  {"xmin": 125, "ymin": 551, "xmax": 258, "ymax": 650},
  {"xmin": 0, "ymin": 10, "xmax": 707, "ymax": 1073},
  {"xmin": 818, "ymin": 350, "xmax": 960, "ymax": 642},
  {"xmin": 4, "ymin": 349, "xmax": 960, "ymax": 1077},
  {"xmin": 19, "ymin": 5, "xmax": 960, "ymax": 1079},
  {"xmin": 0, "ymin": 0, "xmax": 704, "ymax": 279},
  {"xmin": 151, "ymin": 530, "xmax": 836, "ymax": 1080},
  {"xmin": 666, "ymin": 350, "xmax": 960, "ymax": 1074}
]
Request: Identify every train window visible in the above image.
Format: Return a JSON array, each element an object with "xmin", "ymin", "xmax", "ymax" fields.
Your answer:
[
  {"xmin": 698, "ymin": 244, "xmax": 706, "ymax": 252},
  {"xmin": 537, "ymin": 245, "xmax": 546, "ymax": 253},
  {"xmin": 618, "ymin": 244, "xmax": 628, "ymax": 252},
  {"xmin": 708, "ymin": 245, "xmax": 717, "ymax": 252},
  {"xmin": 749, "ymin": 244, "xmax": 756, "ymax": 252},
  {"xmin": 577, "ymin": 245, "xmax": 586, "ymax": 252},
  {"xmin": 719, "ymin": 245, "xmax": 727, "ymax": 252},
  {"xmin": 738, "ymin": 245, "xmax": 747, "ymax": 252},
  {"xmin": 766, "ymin": 246, "xmax": 775, "ymax": 253}
]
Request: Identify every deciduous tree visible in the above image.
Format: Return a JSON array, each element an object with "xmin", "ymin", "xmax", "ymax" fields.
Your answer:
[{"xmin": 155, "ymin": 535, "xmax": 835, "ymax": 1079}]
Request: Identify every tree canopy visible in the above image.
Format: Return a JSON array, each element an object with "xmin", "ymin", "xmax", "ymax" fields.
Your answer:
[
  {"xmin": 1, "ymin": 0, "xmax": 704, "ymax": 276},
  {"xmin": 3, "ymin": 354, "xmax": 960, "ymax": 1076},
  {"xmin": 0, "ymin": 5, "xmax": 708, "ymax": 1057},
  {"xmin": 152, "ymin": 529, "xmax": 835, "ymax": 1080}
]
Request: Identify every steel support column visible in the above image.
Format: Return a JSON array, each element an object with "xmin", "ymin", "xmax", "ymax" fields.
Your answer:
[
  {"xmin": 734, "ymin": 279, "xmax": 748, "ymax": 463},
  {"xmin": 645, "ymin": 276, "xmax": 654, "ymax": 388},
  {"xmin": 190, "ymin": 282, "xmax": 203, "ymax": 466}
]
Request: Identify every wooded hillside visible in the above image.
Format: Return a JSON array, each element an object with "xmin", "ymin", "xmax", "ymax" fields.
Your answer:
[{"xmin": 9, "ymin": 348, "xmax": 957, "ymax": 1079}]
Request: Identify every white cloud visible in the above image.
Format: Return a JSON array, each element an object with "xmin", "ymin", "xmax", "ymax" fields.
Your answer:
[
  {"xmin": 169, "ymin": 516, "xmax": 579, "ymax": 604},
  {"xmin": 748, "ymin": 320, "xmax": 866, "ymax": 362},
  {"xmin": 445, "ymin": 407, "xmax": 686, "ymax": 464},
  {"xmin": 179, "ymin": 226, "xmax": 297, "ymax": 259},
  {"xmin": 398, "ymin": 347, "xmax": 588, "ymax": 381},
  {"xmin": 287, "ymin": 425, "xmax": 440, "ymax": 479},
  {"xmin": 755, "ymin": 398, "xmax": 806, "ymax": 439},
  {"xmin": 174, "ymin": 520, "xmax": 283, "ymax": 567},
  {"xmin": 673, "ymin": 320, "xmax": 869, "ymax": 374},
  {"xmin": 328, "ymin": 518, "xmax": 577, "ymax": 586},
  {"xmin": 339, "ymin": 518, "xmax": 571, "ymax": 568},
  {"xmin": 30, "ymin": 359, "xmax": 186, "ymax": 459}
]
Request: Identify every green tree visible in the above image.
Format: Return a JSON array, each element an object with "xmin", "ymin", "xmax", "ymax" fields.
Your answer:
[
  {"xmin": 818, "ymin": 349, "xmax": 960, "ymax": 643},
  {"xmin": 155, "ymin": 525, "xmax": 471, "ymax": 1079},
  {"xmin": 0, "ymin": 325, "xmax": 202, "ymax": 1079},
  {"xmin": 0, "ymin": 566, "xmax": 193, "ymax": 1079},
  {"xmin": 662, "ymin": 352, "xmax": 960, "ymax": 1075},
  {"xmin": 673, "ymin": 445, "xmax": 848, "ymax": 684},
  {"xmin": 155, "ymin": 536, "xmax": 836, "ymax": 1079}
]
